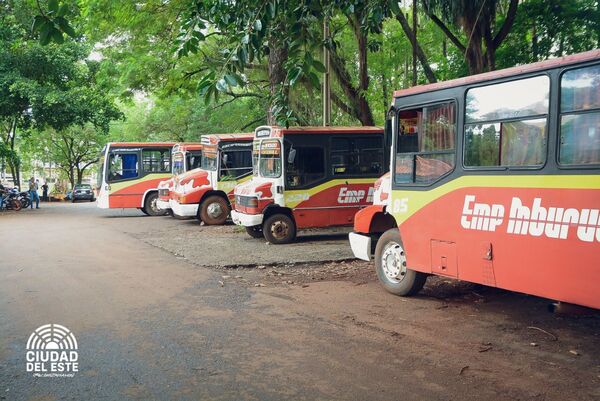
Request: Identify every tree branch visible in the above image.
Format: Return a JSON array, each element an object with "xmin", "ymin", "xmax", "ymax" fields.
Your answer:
[
  {"xmin": 492, "ymin": 0, "xmax": 519, "ymax": 49},
  {"xmin": 241, "ymin": 117, "xmax": 264, "ymax": 131},
  {"xmin": 395, "ymin": 12, "xmax": 437, "ymax": 83},
  {"xmin": 422, "ymin": 2, "xmax": 466, "ymax": 54}
]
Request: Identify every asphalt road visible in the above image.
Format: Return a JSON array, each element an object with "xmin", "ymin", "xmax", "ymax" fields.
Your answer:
[{"xmin": 1, "ymin": 203, "xmax": 599, "ymax": 401}]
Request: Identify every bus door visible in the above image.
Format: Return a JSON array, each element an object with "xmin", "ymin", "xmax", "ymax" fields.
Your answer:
[
  {"xmin": 218, "ymin": 143, "xmax": 253, "ymax": 201},
  {"xmin": 329, "ymin": 135, "xmax": 386, "ymax": 226},
  {"xmin": 106, "ymin": 149, "xmax": 140, "ymax": 208},
  {"xmin": 284, "ymin": 136, "xmax": 331, "ymax": 227}
]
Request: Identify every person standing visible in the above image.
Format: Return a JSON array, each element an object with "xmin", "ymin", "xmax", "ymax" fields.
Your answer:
[
  {"xmin": 42, "ymin": 182, "xmax": 49, "ymax": 202},
  {"xmin": 29, "ymin": 177, "xmax": 40, "ymax": 209},
  {"xmin": 0, "ymin": 182, "xmax": 5, "ymax": 210}
]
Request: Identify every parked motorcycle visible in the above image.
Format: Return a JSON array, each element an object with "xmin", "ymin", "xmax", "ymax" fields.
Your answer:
[
  {"xmin": 18, "ymin": 191, "xmax": 31, "ymax": 209},
  {"xmin": 0, "ymin": 188, "xmax": 22, "ymax": 211}
]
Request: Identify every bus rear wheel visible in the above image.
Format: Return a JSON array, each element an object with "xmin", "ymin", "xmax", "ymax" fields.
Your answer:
[
  {"xmin": 245, "ymin": 225, "xmax": 264, "ymax": 239},
  {"xmin": 199, "ymin": 196, "xmax": 229, "ymax": 225},
  {"xmin": 263, "ymin": 214, "xmax": 296, "ymax": 244},
  {"xmin": 375, "ymin": 229, "xmax": 426, "ymax": 296},
  {"xmin": 144, "ymin": 192, "xmax": 167, "ymax": 216}
]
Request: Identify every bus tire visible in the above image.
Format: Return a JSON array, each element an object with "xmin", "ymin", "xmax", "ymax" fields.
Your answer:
[
  {"xmin": 139, "ymin": 207, "xmax": 149, "ymax": 216},
  {"xmin": 245, "ymin": 225, "xmax": 264, "ymax": 239},
  {"xmin": 144, "ymin": 192, "xmax": 167, "ymax": 216},
  {"xmin": 375, "ymin": 229, "xmax": 426, "ymax": 296},
  {"xmin": 199, "ymin": 196, "xmax": 229, "ymax": 225},
  {"xmin": 263, "ymin": 214, "xmax": 296, "ymax": 244}
]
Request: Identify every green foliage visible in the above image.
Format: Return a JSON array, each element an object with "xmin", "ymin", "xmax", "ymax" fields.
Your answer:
[{"xmin": 31, "ymin": 0, "xmax": 78, "ymax": 44}]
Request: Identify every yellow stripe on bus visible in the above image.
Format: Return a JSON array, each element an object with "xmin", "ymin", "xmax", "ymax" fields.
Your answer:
[
  {"xmin": 285, "ymin": 178, "xmax": 376, "ymax": 208},
  {"xmin": 391, "ymin": 174, "xmax": 600, "ymax": 224},
  {"xmin": 109, "ymin": 173, "xmax": 172, "ymax": 193}
]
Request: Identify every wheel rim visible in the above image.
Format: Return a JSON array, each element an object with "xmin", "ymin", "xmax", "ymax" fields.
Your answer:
[
  {"xmin": 207, "ymin": 202, "xmax": 223, "ymax": 219},
  {"xmin": 270, "ymin": 220, "xmax": 289, "ymax": 240},
  {"xmin": 380, "ymin": 241, "xmax": 407, "ymax": 283},
  {"xmin": 150, "ymin": 197, "xmax": 160, "ymax": 213}
]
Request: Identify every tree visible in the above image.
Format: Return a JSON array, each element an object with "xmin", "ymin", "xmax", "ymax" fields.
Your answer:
[
  {"xmin": 423, "ymin": 0, "xmax": 519, "ymax": 74},
  {"xmin": 0, "ymin": 2, "xmax": 121, "ymax": 185},
  {"xmin": 496, "ymin": 0, "xmax": 600, "ymax": 68},
  {"xmin": 25, "ymin": 125, "xmax": 105, "ymax": 187}
]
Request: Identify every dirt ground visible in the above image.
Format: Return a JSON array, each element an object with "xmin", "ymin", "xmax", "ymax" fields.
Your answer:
[{"xmin": 1, "ymin": 202, "xmax": 599, "ymax": 401}]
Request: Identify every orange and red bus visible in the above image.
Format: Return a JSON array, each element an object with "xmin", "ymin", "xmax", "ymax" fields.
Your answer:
[
  {"xmin": 349, "ymin": 50, "xmax": 600, "ymax": 309},
  {"xmin": 169, "ymin": 133, "xmax": 253, "ymax": 223},
  {"xmin": 231, "ymin": 126, "xmax": 387, "ymax": 244},
  {"xmin": 156, "ymin": 143, "xmax": 203, "ymax": 213},
  {"xmin": 96, "ymin": 142, "xmax": 175, "ymax": 215}
]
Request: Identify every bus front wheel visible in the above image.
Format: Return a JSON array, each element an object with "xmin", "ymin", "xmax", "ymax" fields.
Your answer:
[
  {"xmin": 263, "ymin": 214, "xmax": 296, "ymax": 244},
  {"xmin": 199, "ymin": 196, "xmax": 229, "ymax": 225},
  {"xmin": 144, "ymin": 192, "xmax": 167, "ymax": 216},
  {"xmin": 375, "ymin": 229, "xmax": 426, "ymax": 296}
]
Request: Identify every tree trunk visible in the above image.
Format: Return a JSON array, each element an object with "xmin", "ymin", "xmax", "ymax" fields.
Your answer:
[
  {"xmin": 267, "ymin": 38, "xmax": 288, "ymax": 125},
  {"xmin": 412, "ymin": 0, "xmax": 418, "ymax": 86},
  {"xmin": 381, "ymin": 72, "xmax": 389, "ymax": 118},
  {"xmin": 68, "ymin": 166, "xmax": 75, "ymax": 188},
  {"xmin": 351, "ymin": 15, "xmax": 375, "ymax": 126},
  {"xmin": 531, "ymin": 22, "xmax": 538, "ymax": 61},
  {"xmin": 395, "ymin": 12, "xmax": 437, "ymax": 83},
  {"xmin": 9, "ymin": 119, "xmax": 19, "ymax": 186}
]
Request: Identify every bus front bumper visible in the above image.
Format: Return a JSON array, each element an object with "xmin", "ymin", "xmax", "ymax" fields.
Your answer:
[
  {"xmin": 169, "ymin": 199, "xmax": 198, "ymax": 217},
  {"xmin": 157, "ymin": 198, "xmax": 170, "ymax": 211},
  {"xmin": 231, "ymin": 210, "xmax": 264, "ymax": 227},
  {"xmin": 349, "ymin": 232, "xmax": 371, "ymax": 261}
]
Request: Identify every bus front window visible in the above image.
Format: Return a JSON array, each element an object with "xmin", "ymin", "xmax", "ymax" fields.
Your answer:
[
  {"xmin": 96, "ymin": 153, "xmax": 105, "ymax": 188},
  {"xmin": 108, "ymin": 152, "xmax": 139, "ymax": 182},
  {"xmin": 201, "ymin": 146, "xmax": 218, "ymax": 171},
  {"xmin": 259, "ymin": 140, "xmax": 282, "ymax": 178},
  {"xmin": 187, "ymin": 151, "xmax": 202, "ymax": 171},
  {"xmin": 252, "ymin": 141, "xmax": 260, "ymax": 176},
  {"xmin": 172, "ymin": 152, "xmax": 185, "ymax": 176}
]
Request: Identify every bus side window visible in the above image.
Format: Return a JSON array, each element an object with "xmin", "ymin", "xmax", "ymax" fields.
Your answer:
[
  {"xmin": 559, "ymin": 64, "xmax": 600, "ymax": 166},
  {"xmin": 464, "ymin": 75, "xmax": 549, "ymax": 168},
  {"xmin": 220, "ymin": 150, "xmax": 253, "ymax": 180},
  {"xmin": 285, "ymin": 147, "xmax": 325, "ymax": 188},
  {"xmin": 395, "ymin": 102, "xmax": 456, "ymax": 184},
  {"xmin": 142, "ymin": 150, "xmax": 170, "ymax": 173},
  {"xmin": 332, "ymin": 136, "xmax": 384, "ymax": 176},
  {"xmin": 108, "ymin": 153, "xmax": 139, "ymax": 182}
]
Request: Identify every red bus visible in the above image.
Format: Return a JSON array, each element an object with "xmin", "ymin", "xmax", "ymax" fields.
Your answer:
[
  {"xmin": 169, "ymin": 133, "xmax": 253, "ymax": 223},
  {"xmin": 97, "ymin": 142, "xmax": 175, "ymax": 215},
  {"xmin": 349, "ymin": 50, "xmax": 600, "ymax": 309},
  {"xmin": 231, "ymin": 126, "xmax": 387, "ymax": 244},
  {"xmin": 156, "ymin": 143, "xmax": 203, "ymax": 214}
]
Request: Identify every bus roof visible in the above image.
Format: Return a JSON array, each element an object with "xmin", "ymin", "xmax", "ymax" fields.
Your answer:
[
  {"xmin": 108, "ymin": 142, "xmax": 176, "ymax": 148},
  {"xmin": 202, "ymin": 133, "xmax": 254, "ymax": 144},
  {"xmin": 262, "ymin": 126, "xmax": 383, "ymax": 137},
  {"xmin": 393, "ymin": 49, "xmax": 600, "ymax": 99},
  {"xmin": 173, "ymin": 143, "xmax": 203, "ymax": 152}
]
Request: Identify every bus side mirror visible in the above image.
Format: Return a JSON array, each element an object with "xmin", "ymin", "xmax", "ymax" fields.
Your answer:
[{"xmin": 288, "ymin": 148, "xmax": 296, "ymax": 164}]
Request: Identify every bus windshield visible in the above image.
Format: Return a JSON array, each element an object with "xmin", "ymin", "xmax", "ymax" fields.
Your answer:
[
  {"xmin": 201, "ymin": 145, "xmax": 218, "ymax": 171},
  {"xmin": 96, "ymin": 152, "xmax": 105, "ymax": 188},
  {"xmin": 258, "ymin": 139, "xmax": 282, "ymax": 178},
  {"xmin": 172, "ymin": 152, "xmax": 185, "ymax": 176},
  {"xmin": 187, "ymin": 151, "xmax": 202, "ymax": 171}
]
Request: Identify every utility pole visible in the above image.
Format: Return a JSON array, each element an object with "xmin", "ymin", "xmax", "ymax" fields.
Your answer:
[{"xmin": 322, "ymin": 17, "xmax": 331, "ymax": 126}]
